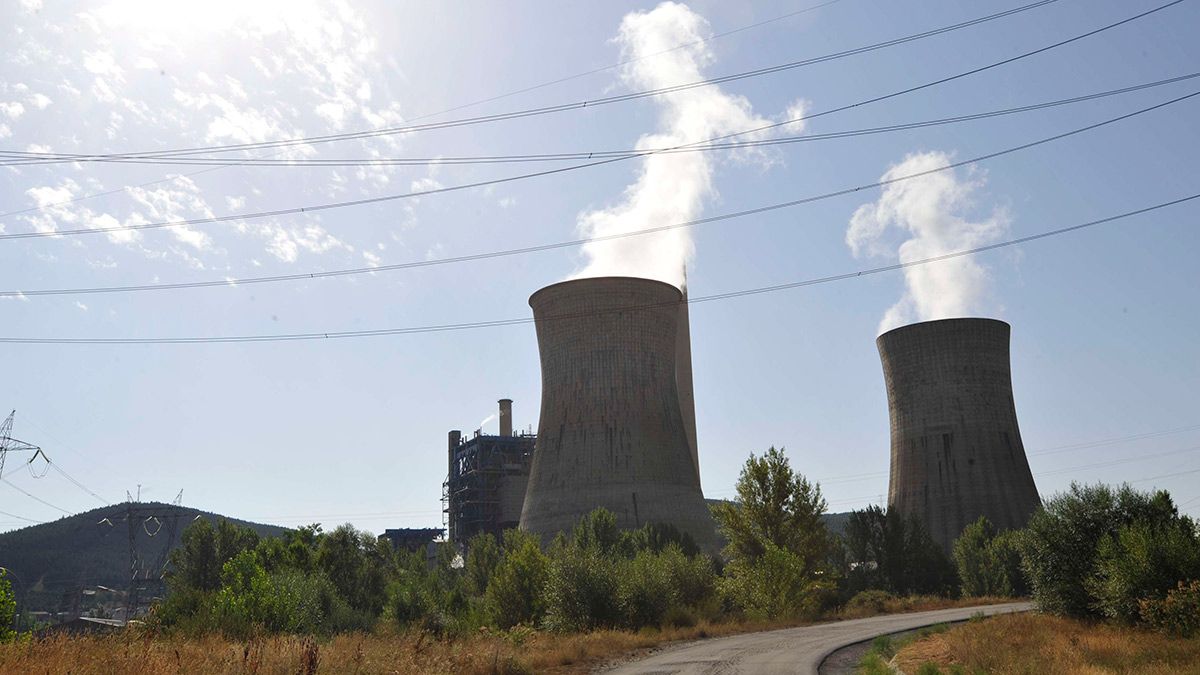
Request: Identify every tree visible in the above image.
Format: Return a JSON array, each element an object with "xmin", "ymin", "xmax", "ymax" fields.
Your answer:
[
  {"xmin": 0, "ymin": 569, "xmax": 15, "ymax": 642},
  {"xmin": 711, "ymin": 447, "xmax": 835, "ymax": 618},
  {"xmin": 465, "ymin": 532, "xmax": 501, "ymax": 596},
  {"xmin": 711, "ymin": 446, "xmax": 831, "ymax": 566},
  {"xmin": 841, "ymin": 505, "xmax": 955, "ymax": 597},
  {"xmin": 485, "ymin": 529, "xmax": 549, "ymax": 628}
]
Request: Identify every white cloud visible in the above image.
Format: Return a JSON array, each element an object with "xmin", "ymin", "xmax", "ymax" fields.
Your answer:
[
  {"xmin": 259, "ymin": 221, "xmax": 351, "ymax": 263},
  {"xmin": 498, "ymin": 196, "xmax": 517, "ymax": 209},
  {"xmin": 26, "ymin": 93, "xmax": 52, "ymax": 109},
  {"xmin": 846, "ymin": 151, "xmax": 1009, "ymax": 334},
  {"xmin": 0, "ymin": 102, "xmax": 25, "ymax": 119},
  {"xmin": 74, "ymin": 301, "xmax": 89, "ymax": 311}
]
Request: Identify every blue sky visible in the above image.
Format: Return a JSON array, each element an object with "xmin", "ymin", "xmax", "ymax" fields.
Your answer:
[{"xmin": 1, "ymin": 0, "xmax": 1198, "ymax": 535}]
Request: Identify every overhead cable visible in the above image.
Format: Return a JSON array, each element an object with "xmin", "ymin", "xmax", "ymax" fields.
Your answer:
[
  {"xmin": 0, "ymin": 0, "xmax": 1060, "ymax": 163},
  {"xmin": 2, "ymin": 3, "xmax": 1193, "ymax": 245},
  {"xmin": 0, "ymin": 0, "xmax": 845, "ymax": 220},
  {"xmin": 4, "ymin": 86, "xmax": 1192, "ymax": 302},
  {"xmin": 1, "ymin": 192, "xmax": 1196, "ymax": 345},
  {"xmin": 5, "ymin": 72, "xmax": 1195, "ymax": 168}
]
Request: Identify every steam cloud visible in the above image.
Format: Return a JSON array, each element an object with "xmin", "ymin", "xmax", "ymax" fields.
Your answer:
[
  {"xmin": 573, "ymin": 2, "xmax": 797, "ymax": 289},
  {"xmin": 846, "ymin": 151, "xmax": 1009, "ymax": 334}
]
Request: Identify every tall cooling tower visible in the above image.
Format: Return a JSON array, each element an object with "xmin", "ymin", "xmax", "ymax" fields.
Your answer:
[
  {"xmin": 877, "ymin": 318, "xmax": 1040, "ymax": 553},
  {"xmin": 520, "ymin": 276, "xmax": 716, "ymax": 551}
]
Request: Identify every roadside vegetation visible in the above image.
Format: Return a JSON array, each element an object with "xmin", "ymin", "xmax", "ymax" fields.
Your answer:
[
  {"xmin": 876, "ymin": 483, "xmax": 1200, "ymax": 674},
  {"xmin": 10, "ymin": 452, "xmax": 1195, "ymax": 674}
]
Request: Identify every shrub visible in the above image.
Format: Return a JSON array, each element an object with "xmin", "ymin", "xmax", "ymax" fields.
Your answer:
[
  {"xmin": 484, "ymin": 530, "xmax": 549, "ymax": 629},
  {"xmin": 1139, "ymin": 579, "xmax": 1200, "ymax": 638},
  {"xmin": 721, "ymin": 543, "xmax": 832, "ymax": 620},
  {"xmin": 543, "ymin": 545, "xmax": 621, "ymax": 631},
  {"xmin": 617, "ymin": 550, "xmax": 674, "ymax": 629},
  {"xmin": 465, "ymin": 532, "xmax": 501, "ymax": 596},
  {"xmin": 1089, "ymin": 518, "xmax": 1200, "ymax": 624},
  {"xmin": 845, "ymin": 589, "xmax": 897, "ymax": 616},
  {"xmin": 385, "ymin": 574, "xmax": 428, "ymax": 628},
  {"xmin": 953, "ymin": 517, "xmax": 1026, "ymax": 598},
  {"xmin": 1021, "ymin": 483, "xmax": 1178, "ymax": 618}
]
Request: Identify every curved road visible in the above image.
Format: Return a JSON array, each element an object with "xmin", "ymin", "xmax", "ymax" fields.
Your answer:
[{"xmin": 601, "ymin": 602, "xmax": 1031, "ymax": 674}]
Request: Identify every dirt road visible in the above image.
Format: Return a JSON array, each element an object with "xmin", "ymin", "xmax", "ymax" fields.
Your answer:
[{"xmin": 600, "ymin": 602, "xmax": 1032, "ymax": 674}]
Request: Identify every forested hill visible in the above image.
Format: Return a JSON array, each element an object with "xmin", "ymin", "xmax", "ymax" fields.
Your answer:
[{"xmin": 0, "ymin": 502, "xmax": 286, "ymax": 611}]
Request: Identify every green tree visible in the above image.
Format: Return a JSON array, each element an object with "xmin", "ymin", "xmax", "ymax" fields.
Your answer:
[
  {"xmin": 465, "ymin": 532, "xmax": 501, "ymax": 596},
  {"xmin": 0, "ymin": 569, "xmax": 15, "ymax": 642},
  {"xmin": 711, "ymin": 446, "xmax": 831, "ymax": 565},
  {"xmin": 954, "ymin": 517, "xmax": 1006, "ymax": 597},
  {"xmin": 485, "ymin": 529, "xmax": 549, "ymax": 628},
  {"xmin": 841, "ymin": 506, "xmax": 955, "ymax": 597},
  {"xmin": 168, "ymin": 518, "xmax": 260, "ymax": 593},
  {"xmin": 711, "ymin": 447, "xmax": 835, "ymax": 618}
]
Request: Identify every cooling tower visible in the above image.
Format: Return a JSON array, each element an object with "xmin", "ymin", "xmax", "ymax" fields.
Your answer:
[
  {"xmin": 520, "ymin": 276, "xmax": 717, "ymax": 551},
  {"xmin": 877, "ymin": 318, "xmax": 1040, "ymax": 553}
]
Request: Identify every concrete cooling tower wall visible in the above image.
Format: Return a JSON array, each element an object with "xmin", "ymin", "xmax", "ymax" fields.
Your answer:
[
  {"xmin": 877, "ymin": 317, "xmax": 1040, "ymax": 553},
  {"xmin": 520, "ymin": 276, "xmax": 717, "ymax": 551}
]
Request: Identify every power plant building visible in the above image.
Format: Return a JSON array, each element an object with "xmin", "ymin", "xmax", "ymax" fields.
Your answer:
[
  {"xmin": 877, "ymin": 317, "xmax": 1040, "ymax": 552},
  {"xmin": 443, "ymin": 399, "xmax": 536, "ymax": 545},
  {"xmin": 520, "ymin": 276, "xmax": 717, "ymax": 551}
]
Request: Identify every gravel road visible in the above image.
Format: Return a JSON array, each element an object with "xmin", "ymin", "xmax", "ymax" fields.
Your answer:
[{"xmin": 599, "ymin": 601, "xmax": 1032, "ymax": 674}]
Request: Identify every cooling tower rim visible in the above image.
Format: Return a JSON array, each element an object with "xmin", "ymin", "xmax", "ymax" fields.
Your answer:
[
  {"xmin": 528, "ymin": 275, "xmax": 683, "ymax": 309},
  {"xmin": 876, "ymin": 316, "xmax": 1010, "ymax": 344}
]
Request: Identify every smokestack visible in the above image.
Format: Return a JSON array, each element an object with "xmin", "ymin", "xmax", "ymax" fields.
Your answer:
[
  {"xmin": 521, "ymin": 276, "xmax": 717, "ymax": 551},
  {"xmin": 676, "ymin": 275, "xmax": 699, "ymax": 481},
  {"xmin": 877, "ymin": 318, "xmax": 1040, "ymax": 553},
  {"xmin": 499, "ymin": 399, "xmax": 513, "ymax": 437},
  {"xmin": 447, "ymin": 429, "xmax": 462, "ymax": 477}
]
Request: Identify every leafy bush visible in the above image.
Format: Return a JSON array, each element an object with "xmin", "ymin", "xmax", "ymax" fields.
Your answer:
[
  {"xmin": 721, "ymin": 543, "xmax": 832, "ymax": 620},
  {"xmin": 484, "ymin": 529, "xmax": 549, "ymax": 629},
  {"xmin": 1139, "ymin": 579, "xmax": 1200, "ymax": 638},
  {"xmin": 1090, "ymin": 519, "xmax": 1200, "ymax": 624},
  {"xmin": 543, "ymin": 545, "xmax": 621, "ymax": 631},
  {"xmin": 841, "ymin": 506, "xmax": 956, "ymax": 598},
  {"xmin": 617, "ymin": 550, "xmax": 674, "ymax": 629},
  {"xmin": 845, "ymin": 589, "xmax": 897, "ymax": 616},
  {"xmin": 953, "ymin": 517, "xmax": 1026, "ymax": 598},
  {"xmin": 1021, "ymin": 483, "xmax": 1182, "ymax": 618}
]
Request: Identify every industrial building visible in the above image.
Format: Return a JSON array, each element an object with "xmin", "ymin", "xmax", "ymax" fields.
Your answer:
[
  {"xmin": 443, "ymin": 399, "xmax": 536, "ymax": 545},
  {"xmin": 877, "ymin": 317, "xmax": 1041, "ymax": 553},
  {"xmin": 520, "ymin": 276, "xmax": 717, "ymax": 552}
]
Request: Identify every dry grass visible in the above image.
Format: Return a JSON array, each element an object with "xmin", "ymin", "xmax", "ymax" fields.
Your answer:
[
  {"xmin": 0, "ymin": 597, "xmax": 1014, "ymax": 675},
  {"xmin": 893, "ymin": 612, "xmax": 1200, "ymax": 675}
]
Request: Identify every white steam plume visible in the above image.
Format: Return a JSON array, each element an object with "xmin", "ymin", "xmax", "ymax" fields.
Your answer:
[
  {"xmin": 846, "ymin": 151, "xmax": 1009, "ymax": 334},
  {"xmin": 573, "ymin": 2, "xmax": 796, "ymax": 289}
]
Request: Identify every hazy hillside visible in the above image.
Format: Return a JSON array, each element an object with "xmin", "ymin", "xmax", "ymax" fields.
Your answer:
[{"xmin": 0, "ymin": 502, "xmax": 286, "ymax": 613}]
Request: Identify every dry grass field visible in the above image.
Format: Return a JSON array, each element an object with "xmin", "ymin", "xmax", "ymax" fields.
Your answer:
[
  {"xmin": 893, "ymin": 612, "xmax": 1200, "ymax": 675},
  {"xmin": 0, "ymin": 596, "xmax": 1008, "ymax": 675}
]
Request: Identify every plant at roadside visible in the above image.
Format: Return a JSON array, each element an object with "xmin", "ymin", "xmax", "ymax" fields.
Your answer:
[{"xmin": 1139, "ymin": 579, "xmax": 1200, "ymax": 638}]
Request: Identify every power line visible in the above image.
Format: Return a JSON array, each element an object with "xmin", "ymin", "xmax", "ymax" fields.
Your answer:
[
  {"xmin": 0, "ymin": 0, "xmax": 1059, "ymax": 164},
  {"xmin": 7, "ymin": 72, "xmax": 1195, "ymax": 169},
  {"xmin": 3, "ymin": 191, "xmax": 1196, "ymax": 345},
  {"xmin": 1, "ymin": 1, "xmax": 1182, "ymax": 243},
  {"xmin": 50, "ymin": 463, "xmax": 111, "ymax": 506},
  {"xmin": 0, "ymin": 0, "xmax": 846, "ymax": 221},
  {"xmin": 0, "ymin": 508, "xmax": 43, "ymax": 524},
  {"xmin": 708, "ymin": 422, "xmax": 1200, "ymax": 495},
  {"xmin": 1, "ymin": 476, "xmax": 72, "ymax": 515},
  {"xmin": 1032, "ymin": 423, "xmax": 1200, "ymax": 456},
  {"xmin": 4, "ymin": 80, "xmax": 1195, "ymax": 299}
]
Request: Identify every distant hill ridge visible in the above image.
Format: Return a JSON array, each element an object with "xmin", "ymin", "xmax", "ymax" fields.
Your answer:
[{"xmin": 0, "ymin": 502, "xmax": 287, "ymax": 612}]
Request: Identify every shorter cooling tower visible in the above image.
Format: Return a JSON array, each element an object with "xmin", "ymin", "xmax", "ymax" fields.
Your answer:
[
  {"xmin": 877, "ymin": 318, "xmax": 1040, "ymax": 553},
  {"xmin": 520, "ymin": 276, "xmax": 717, "ymax": 551}
]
